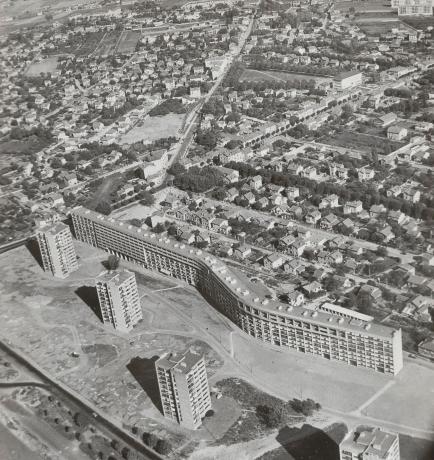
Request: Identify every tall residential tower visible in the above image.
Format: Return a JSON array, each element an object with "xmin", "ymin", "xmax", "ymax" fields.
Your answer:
[
  {"xmin": 95, "ymin": 270, "xmax": 142, "ymax": 332},
  {"xmin": 156, "ymin": 349, "xmax": 212, "ymax": 430},
  {"xmin": 37, "ymin": 222, "xmax": 78, "ymax": 278}
]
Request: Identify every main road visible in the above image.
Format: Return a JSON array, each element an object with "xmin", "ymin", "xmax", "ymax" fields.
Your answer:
[{"xmin": 164, "ymin": 15, "xmax": 256, "ymax": 170}]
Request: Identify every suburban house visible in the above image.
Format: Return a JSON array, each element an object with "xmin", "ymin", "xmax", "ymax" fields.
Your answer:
[{"xmin": 387, "ymin": 124, "xmax": 407, "ymax": 141}]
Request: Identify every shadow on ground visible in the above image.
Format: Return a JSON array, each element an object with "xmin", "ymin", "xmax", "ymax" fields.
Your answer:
[
  {"xmin": 276, "ymin": 423, "xmax": 346, "ymax": 460},
  {"xmin": 398, "ymin": 433, "xmax": 434, "ymax": 460},
  {"xmin": 127, "ymin": 356, "xmax": 162, "ymax": 414},
  {"xmin": 26, "ymin": 238, "xmax": 43, "ymax": 269},
  {"xmin": 75, "ymin": 286, "xmax": 102, "ymax": 322}
]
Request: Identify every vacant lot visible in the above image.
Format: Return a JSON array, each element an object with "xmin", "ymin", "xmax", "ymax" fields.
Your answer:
[
  {"xmin": 400, "ymin": 16, "xmax": 434, "ymax": 29},
  {"xmin": 321, "ymin": 131, "xmax": 402, "ymax": 154},
  {"xmin": 74, "ymin": 31, "xmax": 106, "ymax": 57},
  {"xmin": 363, "ymin": 361, "xmax": 434, "ymax": 433},
  {"xmin": 1, "ymin": 0, "xmax": 90, "ymax": 18},
  {"xmin": 93, "ymin": 30, "xmax": 122, "ymax": 57},
  {"xmin": 0, "ymin": 242, "xmax": 228, "ymax": 451},
  {"xmin": 240, "ymin": 69, "xmax": 332, "ymax": 85},
  {"xmin": 0, "ymin": 137, "xmax": 52, "ymax": 158},
  {"xmin": 26, "ymin": 56, "xmax": 59, "ymax": 76},
  {"xmin": 336, "ymin": 0, "xmax": 394, "ymax": 12},
  {"xmin": 399, "ymin": 433, "xmax": 434, "ymax": 460},
  {"xmin": 257, "ymin": 423, "xmax": 348, "ymax": 460},
  {"xmin": 120, "ymin": 113, "xmax": 184, "ymax": 144},
  {"xmin": 117, "ymin": 30, "xmax": 140, "ymax": 54},
  {"xmin": 86, "ymin": 173, "xmax": 124, "ymax": 210},
  {"xmin": 357, "ymin": 20, "xmax": 402, "ymax": 36}
]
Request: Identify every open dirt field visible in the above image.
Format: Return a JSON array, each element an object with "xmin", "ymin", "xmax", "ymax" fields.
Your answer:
[
  {"xmin": 120, "ymin": 113, "xmax": 184, "ymax": 144},
  {"xmin": 117, "ymin": 30, "xmax": 140, "ymax": 54},
  {"xmin": 363, "ymin": 361, "xmax": 434, "ymax": 433},
  {"xmin": 0, "ymin": 0, "xmax": 92, "ymax": 18},
  {"xmin": 92, "ymin": 30, "xmax": 122, "ymax": 57},
  {"xmin": 320, "ymin": 130, "xmax": 402, "ymax": 154},
  {"xmin": 26, "ymin": 56, "xmax": 59, "ymax": 76},
  {"xmin": 1, "ymin": 237, "xmax": 434, "ymax": 456},
  {"xmin": 240, "ymin": 69, "xmax": 332, "ymax": 85},
  {"xmin": 335, "ymin": 0, "xmax": 394, "ymax": 13},
  {"xmin": 0, "ymin": 242, "xmax": 226, "ymax": 448}
]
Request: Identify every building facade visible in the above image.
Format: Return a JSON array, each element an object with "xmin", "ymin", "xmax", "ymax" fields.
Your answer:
[
  {"xmin": 71, "ymin": 207, "xmax": 404, "ymax": 375},
  {"xmin": 37, "ymin": 222, "xmax": 78, "ymax": 278},
  {"xmin": 340, "ymin": 427, "xmax": 400, "ymax": 460},
  {"xmin": 155, "ymin": 349, "xmax": 212, "ymax": 429},
  {"xmin": 333, "ymin": 71, "xmax": 363, "ymax": 91},
  {"xmin": 398, "ymin": 0, "xmax": 433, "ymax": 15},
  {"xmin": 95, "ymin": 270, "xmax": 142, "ymax": 332}
]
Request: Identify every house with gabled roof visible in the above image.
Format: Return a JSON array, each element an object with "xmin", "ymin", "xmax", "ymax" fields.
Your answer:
[
  {"xmin": 263, "ymin": 253, "xmax": 285, "ymax": 270},
  {"xmin": 305, "ymin": 210, "xmax": 322, "ymax": 225},
  {"xmin": 320, "ymin": 213, "xmax": 340, "ymax": 230}
]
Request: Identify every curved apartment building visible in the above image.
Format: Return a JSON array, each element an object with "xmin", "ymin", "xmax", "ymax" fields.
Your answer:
[{"xmin": 71, "ymin": 207, "xmax": 403, "ymax": 375}]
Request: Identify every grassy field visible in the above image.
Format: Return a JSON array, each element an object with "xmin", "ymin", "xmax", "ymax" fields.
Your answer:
[
  {"xmin": 26, "ymin": 56, "xmax": 59, "ymax": 76},
  {"xmin": 240, "ymin": 69, "xmax": 332, "ymax": 85},
  {"xmin": 120, "ymin": 113, "xmax": 184, "ymax": 144}
]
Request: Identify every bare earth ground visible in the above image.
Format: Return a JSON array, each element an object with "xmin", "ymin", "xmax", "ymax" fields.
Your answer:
[
  {"xmin": 26, "ymin": 56, "xmax": 59, "ymax": 76},
  {"xmin": 117, "ymin": 30, "xmax": 140, "ymax": 54},
  {"xmin": 120, "ymin": 113, "xmax": 185, "ymax": 144},
  {"xmin": 240, "ymin": 69, "xmax": 333, "ymax": 84},
  {"xmin": 1, "ymin": 243, "xmax": 434, "ymax": 458},
  {"xmin": 0, "ymin": 420, "xmax": 43, "ymax": 460},
  {"xmin": 0, "ymin": 390, "xmax": 90, "ymax": 460},
  {"xmin": 112, "ymin": 202, "xmax": 160, "ymax": 222},
  {"xmin": 0, "ymin": 0, "xmax": 92, "ymax": 18}
]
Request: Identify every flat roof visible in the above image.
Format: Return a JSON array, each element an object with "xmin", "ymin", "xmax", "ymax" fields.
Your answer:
[
  {"xmin": 341, "ymin": 428, "xmax": 398, "ymax": 458},
  {"xmin": 96, "ymin": 269, "xmax": 134, "ymax": 286},
  {"xmin": 157, "ymin": 349, "xmax": 203, "ymax": 374},
  {"xmin": 72, "ymin": 207, "xmax": 399, "ymax": 340},
  {"xmin": 39, "ymin": 221, "xmax": 70, "ymax": 236},
  {"xmin": 334, "ymin": 70, "xmax": 362, "ymax": 81}
]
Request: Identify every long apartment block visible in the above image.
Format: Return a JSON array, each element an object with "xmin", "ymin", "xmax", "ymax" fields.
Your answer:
[{"xmin": 71, "ymin": 207, "xmax": 404, "ymax": 375}]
